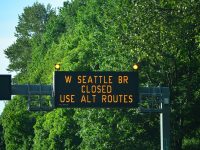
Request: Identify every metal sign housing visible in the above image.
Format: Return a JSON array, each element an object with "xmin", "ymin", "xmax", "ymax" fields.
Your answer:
[
  {"xmin": 54, "ymin": 71, "xmax": 139, "ymax": 108},
  {"xmin": 0, "ymin": 75, "xmax": 11, "ymax": 100}
]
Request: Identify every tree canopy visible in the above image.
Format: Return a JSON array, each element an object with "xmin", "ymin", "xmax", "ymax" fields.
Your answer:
[{"xmin": 1, "ymin": 0, "xmax": 200, "ymax": 149}]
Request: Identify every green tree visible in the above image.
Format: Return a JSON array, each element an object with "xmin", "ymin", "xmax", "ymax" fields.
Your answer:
[
  {"xmin": 2, "ymin": 0, "xmax": 200, "ymax": 149},
  {"xmin": 15, "ymin": 2, "xmax": 53, "ymax": 38},
  {"xmin": 33, "ymin": 109, "xmax": 81, "ymax": 150},
  {"xmin": 1, "ymin": 97, "xmax": 36, "ymax": 149},
  {"xmin": 4, "ymin": 2, "xmax": 54, "ymax": 73},
  {"xmin": 0, "ymin": 116, "xmax": 5, "ymax": 150},
  {"xmin": 4, "ymin": 38, "xmax": 31, "ymax": 72}
]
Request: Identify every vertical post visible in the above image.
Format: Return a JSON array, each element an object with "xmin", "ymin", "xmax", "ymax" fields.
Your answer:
[
  {"xmin": 27, "ymin": 84, "xmax": 31, "ymax": 111},
  {"xmin": 51, "ymin": 72, "xmax": 55, "ymax": 108},
  {"xmin": 160, "ymin": 87, "xmax": 170, "ymax": 150}
]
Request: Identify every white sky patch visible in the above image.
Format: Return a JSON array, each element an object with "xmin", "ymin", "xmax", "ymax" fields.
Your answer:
[
  {"xmin": 42, "ymin": 0, "xmax": 64, "ymax": 7},
  {"xmin": 0, "ymin": 37, "xmax": 16, "ymax": 70},
  {"xmin": 0, "ymin": 37, "xmax": 16, "ymax": 49}
]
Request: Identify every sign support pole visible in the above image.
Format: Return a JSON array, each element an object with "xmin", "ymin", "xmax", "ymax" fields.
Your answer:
[{"xmin": 160, "ymin": 87, "xmax": 170, "ymax": 150}]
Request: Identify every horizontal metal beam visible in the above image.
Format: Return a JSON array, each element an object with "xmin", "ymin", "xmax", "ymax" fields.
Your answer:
[
  {"xmin": 12, "ymin": 84, "xmax": 52, "ymax": 95},
  {"xmin": 138, "ymin": 107, "xmax": 162, "ymax": 113},
  {"xmin": 11, "ymin": 85, "xmax": 169, "ymax": 96},
  {"xmin": 139, "ymin": 87, "xmax": 169, "ymax": 94},
  {"xmin": 138, "ymin": 87, "xmax": 169, "ymax": 114}
]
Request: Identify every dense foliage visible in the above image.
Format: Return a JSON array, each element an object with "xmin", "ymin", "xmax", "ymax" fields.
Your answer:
[{"xmin": 1, "ymin": 0, "xmax": 200, "ymax": 149}]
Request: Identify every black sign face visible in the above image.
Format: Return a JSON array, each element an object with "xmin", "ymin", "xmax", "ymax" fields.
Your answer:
[
  {"xmin": 0, "ymin": 75, "xmax": 11, "ymax": 100},
  {"xmin": 54, "ymin": 71, "xmax": 139, "ymax": 108}
]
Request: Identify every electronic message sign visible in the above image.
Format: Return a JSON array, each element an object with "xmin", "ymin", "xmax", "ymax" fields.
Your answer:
[
  {"xmin": 0, "ymin": 75, "xmax": 11, "ymax": 100},
  {"xmin": 54, "ymin": 71, "xmax": 138, "ymax": 108}
]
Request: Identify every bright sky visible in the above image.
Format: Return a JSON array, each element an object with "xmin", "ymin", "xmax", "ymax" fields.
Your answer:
[{"xmin": 0, "ymin": 0, "xmax": 66, "ymax": 114}]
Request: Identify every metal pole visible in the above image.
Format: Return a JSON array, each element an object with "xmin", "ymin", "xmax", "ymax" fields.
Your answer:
[{"xmin": 160, "ymin": 87, "xmax": 170, "ymax": 150}]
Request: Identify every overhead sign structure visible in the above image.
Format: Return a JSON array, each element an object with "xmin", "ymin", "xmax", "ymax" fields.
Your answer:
[
  {"xmin": 0, "ymin": 75, "xmax": 11, "ymax": 100},
  {"xmin": 0, "ymin": 71, "xmax": 170, "ymax": 150},
  {"xmin": 54, "ymin": 71, "xmax": 139, "ymax": 108}
]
